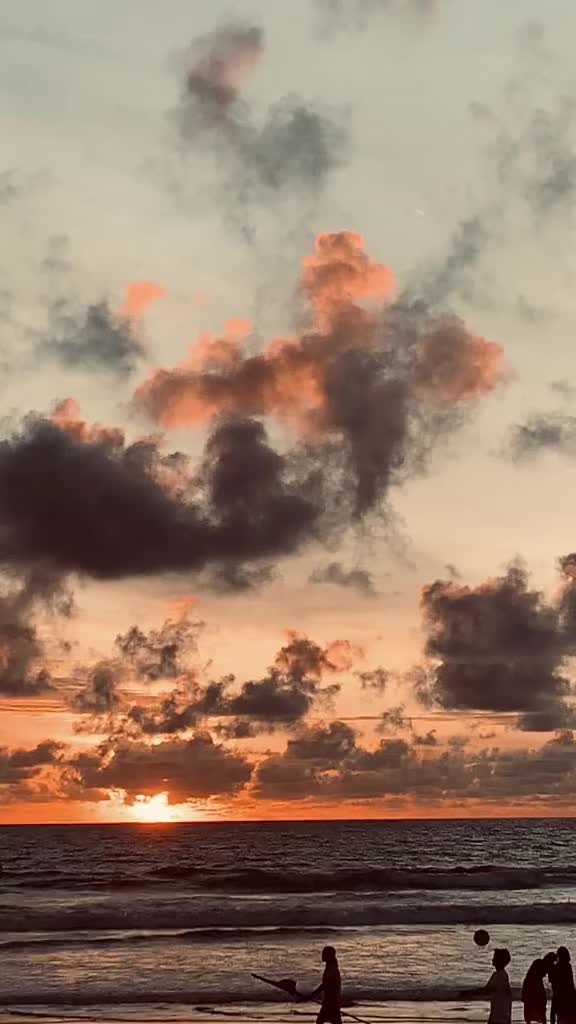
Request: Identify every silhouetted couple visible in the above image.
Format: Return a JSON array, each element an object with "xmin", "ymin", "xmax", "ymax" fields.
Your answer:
[{"xmin": 523, "ymin": 948, "xmax": 576, "ymax": 1024}]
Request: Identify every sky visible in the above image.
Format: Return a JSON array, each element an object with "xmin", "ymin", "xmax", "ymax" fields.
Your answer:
[{"xmin": 2, "ymin": 0, "xmax": 576, "ymax": 823}]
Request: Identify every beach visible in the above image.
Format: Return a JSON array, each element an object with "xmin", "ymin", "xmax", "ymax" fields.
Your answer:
[
  {"xmin": 1, "ymin": 819, "xmax": 575, "ymax": 1021},
  {"xmin": 0, "ymin": 1002, "xmax": 547, "ymax": 1024}
]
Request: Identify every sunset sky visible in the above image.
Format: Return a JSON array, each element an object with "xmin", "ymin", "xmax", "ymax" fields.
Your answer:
[{"xmin": 2, "ymin": 0, "xmax": 576, "ymax": 823}]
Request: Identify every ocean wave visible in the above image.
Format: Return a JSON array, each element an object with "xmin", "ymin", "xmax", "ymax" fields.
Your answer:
[
  {"xmin": 0, "ymin": 925, "xmax": 341, "ymax": 952},
  {"xmin": 5, "ymin": 864, "xmax": 576, "ymax": 893},
  {"xmin": 4, "ymin": 900, "xmax": 576, "ymax": 933}
]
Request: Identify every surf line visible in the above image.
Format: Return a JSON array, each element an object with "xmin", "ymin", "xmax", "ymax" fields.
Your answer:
[{"xmin": 251, "ymin": 973, "xmax": 371, "ymax": 1024}]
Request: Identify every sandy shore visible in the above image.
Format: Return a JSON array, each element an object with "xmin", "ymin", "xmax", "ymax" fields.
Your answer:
[{"xmin": 0, "ymin": 1001, "xmax": 529, "ymax": 1024}]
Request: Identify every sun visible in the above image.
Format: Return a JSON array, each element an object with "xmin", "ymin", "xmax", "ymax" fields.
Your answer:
[{"xmin": 130, "ymin": 792, "xmax": 176, "ymax": 823}]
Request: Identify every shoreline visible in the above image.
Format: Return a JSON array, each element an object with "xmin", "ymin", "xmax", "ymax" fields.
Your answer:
[{"xmin": 0, "ymin": 999, "xmax": 527, "ymax": 1024}]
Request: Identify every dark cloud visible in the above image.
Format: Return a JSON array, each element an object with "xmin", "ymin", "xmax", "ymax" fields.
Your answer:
[
  {"xmin": 507, "ymin": 412, "xmax": 576, "ymax": 461},
  {"xmin": 356, "ymin": 667, "xmax": 389, "ymax": 692},
  {"xmin": 72, "ymin": 662, "xmax": 120, "ymax": 715},
  {"xmin": 413, "ymin": 729, "xmax": 438, "ymax": 746},
  {"xmin": 67, "ymin": 733, "xmax": 252, "ymax": 803},
  {"xmin": 0, "ymin": 568, "xmax": 73, "ymax": 697},
  {"xmin": 172, "ymin": 20, "xmax": 347, "ymax": 230},
  {"xmin": 11, "ymin": 723, "xmax": 576, "ymax": 810},
  {"xmin": 416, "ymin": 560, "xmax": 576, "ymax": 731},
  {"xmin": 135, "ymin": 633, "xmax": 354, "ymax": 739},
  {"xmin": 377, "ymin": 705, "xmax": 411, "ymax": 734},
  {"xmin": 0, "ymin": 413, "xmax": 322, "ymax": 581},
  {"xmin": 77, "ymin": 631, "xmax": 358, "ymax": 740},
  {"xmin": 70, "ymin": 616, "xmax": 205, "ymax": 722},
  {"xmin": 309, "ymin": 560, "xmax": 377, "ymax": 597},
  {"xmin": 38, "ymin": 301, "xmax": 144, "ymax": 377},
  {"xmin": 254, "ymin": 722, "xmax": 576, "ymax": 805},
  {"xmin": 115, "ymin": 618, "xmax": 204, "ymax": 681},
  {"xmin": 197, "ymin": 562, "xmax": 277, "ymax": 594},
  {"xmin": 254, "ymin": 723, "xmax": 470, "ymax": 802},
  {"xmin": 0, "ymin": 740, "xmax": 63, "ymax": 791}
]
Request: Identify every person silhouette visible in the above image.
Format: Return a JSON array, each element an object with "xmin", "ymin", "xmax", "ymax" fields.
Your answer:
[
  {"xmin": 522, "ymin": 958, "xmax": 548, "ymax": 1024},
  {"xmin": 310, "ymin": 946, "xmax": 342, "ymax": 1024},
  {"xmin": 549, "ymin": 947, "xmax": 576, "ymax": 1024},
  {"xmin": 485, "ymin": 948, "xmax": 512, "ymax": 1024}
]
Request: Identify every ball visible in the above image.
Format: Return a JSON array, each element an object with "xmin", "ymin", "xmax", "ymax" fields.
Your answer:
[{"xmin": 474, "ymin": 929, "xmax": 490, "ymax": 947}]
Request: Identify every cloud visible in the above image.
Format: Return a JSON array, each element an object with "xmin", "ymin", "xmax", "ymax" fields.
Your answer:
[
  {"xmin": 72, "ymin": 663, "xmax": 121, "ymax": 715},
  {"xmin": 171, "ymin": 20, "xmax": 347, "ymax": 231},
  {"xmin": 72, "ymin": 629, "xmax": 361, "ymax": 744},
  {"xmin": 112, "ymin": 631, "xmax": 360, "ymax": 740},
  {"xmin": 309, "ymin": 560, "xmax": 377, "ymax": 597},
  {"xmin": 135, "ymin": 231, "xmax": 504, "ymax": 520},
  {"xmin": 0, "ymin": 169, "xmax": 45, "ymax": 205},
  {"xmin": 377, "ymin": 704, "xmax": 410, "ymax": 734},
  {"xmin": 71, "ymin": 615, "xmax": 205, "ymax": 720},
  {"xmin": 0, "ymin": 568, "xmax": 73, "ymax": 697},
  {"xmin": 0, "ymin": 409, "xmax": 322, "ymax": 581},
  {"xmin": 118, "ymin": 282, "xmax": 165, "ymax": 321},
  {"xmin": 38, "ymin": 301, "xmax": 144, "ymax": 377},
  {"xmin": 254, "ymin": 720, "xmax": 576, "ymax": 805},
  {"xmin": 507, "ymin": 412, "xmax": 576, "ymax": 461},
  {"xmin": 313, "ymin": 0, "xmax": 440, "ymax": 36},
  {"xmin": 67, "ymin": 733, "xmax": 253, "ymax": 803},
  {"xmin": 356, "ymin": 667, "xmax": 389, "ymax": 692},
  {"xmin": 115, "ymin": 617, "xmax": 204, "ymax": 681},
  {"xmin": 0, "ymin": 740, "xmax": 63, "ymax": 784},
  {"xmin": 416, "ymin": 560, "xmax": 576, "ymax": 731}
]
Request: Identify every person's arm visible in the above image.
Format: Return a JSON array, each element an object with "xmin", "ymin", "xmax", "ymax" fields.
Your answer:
[{"xmin": 461, "ymin": 972, "xmax": 499, "ymax": 999}]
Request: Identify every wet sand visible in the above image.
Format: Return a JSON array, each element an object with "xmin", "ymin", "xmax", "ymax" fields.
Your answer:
[{"xmin": 0, "ymin": 1000, "xmax": 524, "ymax": 1024}]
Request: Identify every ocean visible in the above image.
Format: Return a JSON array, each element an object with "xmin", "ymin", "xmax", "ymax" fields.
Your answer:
[{"xmin": 2, "ymin": 818, "xmax": 576, "ymax": 1022}]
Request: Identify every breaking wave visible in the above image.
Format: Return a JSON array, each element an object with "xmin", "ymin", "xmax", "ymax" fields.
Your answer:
[
  {"xmin": 4, "ymin": 900, "xmax": 576, "ymax": 933},
  {"xmin": 5, "ymin": 864, "xmax": 576, "ymax": 893}
]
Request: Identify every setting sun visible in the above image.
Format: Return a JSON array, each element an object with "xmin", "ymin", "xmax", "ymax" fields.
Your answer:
[{"xmin": 130, "ymin": 793, "xmax": 175, "ymax": 823}]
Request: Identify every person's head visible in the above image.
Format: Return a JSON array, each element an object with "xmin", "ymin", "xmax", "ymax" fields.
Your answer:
[
  {"xmin": 322, "ymin": 946, "xmax": 337, "ymax": 964},
  {"xmin": 543, "ymin": 952, "xmax": 558, "ymax": 974},
  {"xmin": 558, "ymin": 947, "xmax": 571, "ymax": 963},
  {"xmin": 493, "ymin": 948, "xmax": 511, "ymax": 971}
]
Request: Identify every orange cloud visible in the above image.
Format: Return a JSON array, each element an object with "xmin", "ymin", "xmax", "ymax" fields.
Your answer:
[{"xmin": 119, "ymin": 281, "xmax": 166, "ymax": 319}]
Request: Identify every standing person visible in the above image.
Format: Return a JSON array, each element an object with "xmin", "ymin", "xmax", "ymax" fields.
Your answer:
[
  {"xmin": 485, "ymin": 949, "xmax": 513, "ymax": 1024},
  {"xmin": 310, "ymin": 946, "xmax": 342, "ymax": 1024},
  {"xmin": 522, "ymin": 959, "xmax": 548, "ymax": 1024},
  {"xmin": 550, "ymin": 947, "xmax": 576, "ymax": 1024}
]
